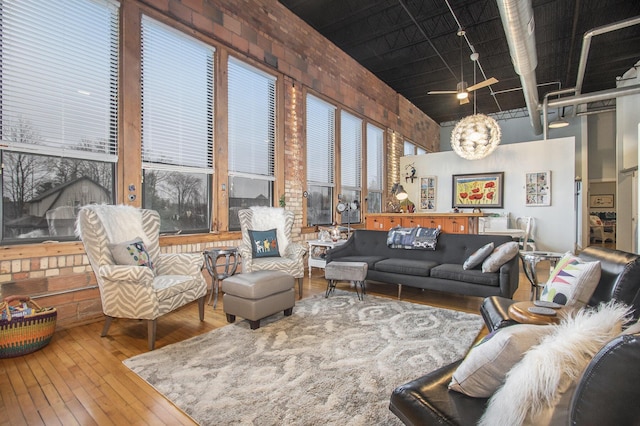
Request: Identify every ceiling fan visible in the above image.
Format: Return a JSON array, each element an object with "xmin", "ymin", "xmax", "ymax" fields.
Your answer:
[{"xmin": 428, "ymin": 30, "xmax": 498, "ymax": 105}]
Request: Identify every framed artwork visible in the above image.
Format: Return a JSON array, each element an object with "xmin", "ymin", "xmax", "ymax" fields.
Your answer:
[
  {"xmin": 420, "ymin": 176, "xmax": 437, "ymax": 211},
  {"xmin": 525, "ymin": 171, "xmax": 551, "ymax": 206},
  {"xmin": 452, "ymin": 172, "xmax": 504, "ymax": 208},
  {"xmin": 590, "ymin": 194, "xmax": 615, "ymax": 208}
]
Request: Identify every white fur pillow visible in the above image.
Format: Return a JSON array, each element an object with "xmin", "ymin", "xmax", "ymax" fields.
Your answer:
[{"xmin": 479, "ymin": 301, "xmax": 632, "ymax": 426}]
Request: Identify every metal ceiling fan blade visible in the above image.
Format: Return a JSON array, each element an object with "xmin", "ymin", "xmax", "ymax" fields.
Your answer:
[
  {"xmin": 459, "ymin": 96, "xmax": 470, "ymax": 105},
  {"xmin": 467, "ymin": 77, "xmax": 498, "ymax": 92},
  {"xmin": 427, "ymin": 90, "xmax": 457, "ymax": 95}
]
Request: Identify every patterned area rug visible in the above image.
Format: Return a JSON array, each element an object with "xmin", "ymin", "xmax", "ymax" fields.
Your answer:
[{"xmin": 123, "ymin": 291, "xmax": 484, "ymax": 425}]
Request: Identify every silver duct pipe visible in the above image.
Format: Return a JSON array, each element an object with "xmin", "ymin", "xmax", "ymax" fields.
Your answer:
[
  {"xmin": 575, "ymin": 15, "xmax": 640, "ymax": 97},
  {"xmin": 547, "ymin": 84, "xmax": 640, "ymax": 109},
  {"xmin": 496, "ymin": 0, "xmax": 543, "ymax": 135}
]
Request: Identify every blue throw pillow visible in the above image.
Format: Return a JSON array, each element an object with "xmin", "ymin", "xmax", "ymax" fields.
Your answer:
[{"xmin": 249, "ymin": 229, "xmax": 280, "ymax": 258}]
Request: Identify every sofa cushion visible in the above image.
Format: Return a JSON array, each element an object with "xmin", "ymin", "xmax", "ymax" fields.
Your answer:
[
  {"xmin": 373, "ymin": 258, "xmax": 438, "ymax": 276},
  {"xmin": 482, "ymin": 241, "xmax": 519, "ymax": 273},
  {"xmin": 328, "ymin": 255, "xmax": 387, "ymax": 271},
  {"xmin": 430, "ymin": 264, "xmax": 500, "ymax": 286},
  {"xmin": 463, "ymin": 242, "xmax": 495, "ymax": 270}
]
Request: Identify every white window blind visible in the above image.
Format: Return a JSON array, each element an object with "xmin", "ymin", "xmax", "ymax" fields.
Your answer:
[
  {"xmin": 404, "ymin": 140, "xmax": 416, "ymax": 156},
  {"xmin": 141, "ymin": 15, "xmax": 214, "ymax": 173},
  {"xmin": 366, "ymin": 124, "xmax": 383, "ymax": 191},
  {"xmin": 340, "ymin": 111, "xmax": 362, "ymax": 189},
  {"xmin": 228, "ymin": 57, "xmax": 275, "ymax": 178},
  {"xmin": 306, "ymin": 95, "xmax": 335, "ymax": 186},
  {"xmin": 0, "ymin": 0, "xmax": 119, "ymax": 162}
]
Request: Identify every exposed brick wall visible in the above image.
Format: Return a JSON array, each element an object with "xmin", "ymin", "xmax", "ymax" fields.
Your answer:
[{"xmin": 0, "ymin": 0, "xmax": 440, "ymax": 330}]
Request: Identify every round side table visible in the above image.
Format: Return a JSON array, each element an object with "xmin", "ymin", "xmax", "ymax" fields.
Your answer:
[
  {"xmin": 508, "ymin": 301, "xmax": 572, "ymax": 325},
  {"xmin": 203, "ymin": 247, "xmax": 239, "ymax": 308}
]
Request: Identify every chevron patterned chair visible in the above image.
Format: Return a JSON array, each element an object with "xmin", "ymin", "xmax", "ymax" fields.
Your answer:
[
  {"xmin": 76, "ymin": 204, "xmax": 207, "ymax": 350},
  {"xmin": 237, "ymin": 207, "xmax": 307, "ymax": 298}
]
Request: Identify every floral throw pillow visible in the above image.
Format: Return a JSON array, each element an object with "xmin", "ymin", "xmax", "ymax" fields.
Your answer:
[{"xmin": 249, "ymin": 228, "xmax": 280, "ymax": 258}]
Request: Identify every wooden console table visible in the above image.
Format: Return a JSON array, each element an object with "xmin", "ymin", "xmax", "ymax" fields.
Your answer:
[{"xmin": 364, "ymin": 213, "xmax": 483, "ymax": 234}]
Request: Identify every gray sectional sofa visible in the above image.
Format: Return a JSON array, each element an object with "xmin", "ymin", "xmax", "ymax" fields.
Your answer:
[{"xmin": 325, "ymin": 229, "xmax": 519, "ymax": 299}]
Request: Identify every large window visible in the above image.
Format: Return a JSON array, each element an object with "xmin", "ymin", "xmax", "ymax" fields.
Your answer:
[
  {"xmin": 0, "ymin": 0, "xmax": 119, "ymax": 242},
  {"xmin": 340, "ymin": 111, "xmax": 362, "ymax": 224},
  {"xmin": 306, "ymin": 95, "xmax": 336, "ymax": 226},
  {"xmin": 227, "ymin": 58, "xmax": 276, "ymax": 230},
  {"xmin": 366, "ymin": 124, "xmax": 384, "ymax": 213},
  {"xmin": 141, "ymin": 16, "xmax": 213, "ymax": 234}
]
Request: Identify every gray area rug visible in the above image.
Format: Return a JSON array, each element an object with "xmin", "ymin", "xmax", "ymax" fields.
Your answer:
[{"xmin": 123, "ymin": 291, "xmax": 484, "ymax": 425}]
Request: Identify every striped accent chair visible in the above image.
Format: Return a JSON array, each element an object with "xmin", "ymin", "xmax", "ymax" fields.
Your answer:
[
  {"xmin": 237, "ymin": 207, "xmax": 307, "ymax": 298},
  {"xmin": 76, "ymin": 204, "xmax": 207, "ymax": 350}
]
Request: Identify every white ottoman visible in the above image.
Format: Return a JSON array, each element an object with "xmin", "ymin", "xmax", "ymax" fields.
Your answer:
[
  {"xmin": 222, "ymin": 270, "xmax": 295, "ymax": 329},
  {"xmin": 324, "ymin": 261, "xmax": 368, "ymax": 300}
]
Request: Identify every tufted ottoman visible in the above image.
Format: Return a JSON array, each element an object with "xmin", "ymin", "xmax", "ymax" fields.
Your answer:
[
  {"xmin": 325, "ymin": 261, "xmax": 368, "ymax": 300},
  {"xmin": 222, "ymin": 270, "xmax": 295, "ymax": 330}
]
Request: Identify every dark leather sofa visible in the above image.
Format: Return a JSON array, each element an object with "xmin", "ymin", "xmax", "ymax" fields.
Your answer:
[
  {"xmin": 389, "ymin": 246, "xmax": 640, "ymax": 425},
  {"xmin": 325, "ymin": 229, "xmax": 519, "ymax": 299},
  {"xmin": 389, "ymin": 331, "xmax": 640, "ymax": 426},
  {"xmin": 481, "ymin": 246, "xmax": 640, "ymax": 331}
]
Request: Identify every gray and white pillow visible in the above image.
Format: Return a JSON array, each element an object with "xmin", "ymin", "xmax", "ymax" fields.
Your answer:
[{"xmin": 463, "ymin": 242, "xmax": 495, "ymax": 270}]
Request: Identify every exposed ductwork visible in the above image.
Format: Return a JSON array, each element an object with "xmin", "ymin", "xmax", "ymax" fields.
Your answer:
[{"xmin": 496, "ymin": 0, "xmax": 543, "ymax": 135}]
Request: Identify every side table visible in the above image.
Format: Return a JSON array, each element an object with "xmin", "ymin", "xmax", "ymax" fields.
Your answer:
[
  {"xmin": 508, "ymin": 301, "xmax": 572, "ymax": 325},
  {"xmin": 307, "ymin": 239, "xmax": 347, "ymax": 277},
  {"xmin": 519, "ymin": 251, "xmax": 564, "ymax": 300},
  {"xmin": 203, "ymin": 247, "xmax": 239, "ymax": 308}
]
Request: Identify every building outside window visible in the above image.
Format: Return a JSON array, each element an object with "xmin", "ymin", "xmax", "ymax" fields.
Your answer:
[
  {"xmin": 227, "ymin": 58, "xmax": 276, "ymax": 231},
  {"xmin": 0, "ymin": 0, "xmax": 119, "ymax": 243},
  {"xmin": 366, "ymin": 124, "xmax": 384, "ymax": 213},
  {"xmin": 340, "ymin": 111, "xmax": 362, "ymax": 224},
  {"xmin": 306, "ymin": 94, "xmax": 336, "ymax": 226},
  {"xmin": 141, "ymin": 16, "xmax": 213, "ymax": 234}
]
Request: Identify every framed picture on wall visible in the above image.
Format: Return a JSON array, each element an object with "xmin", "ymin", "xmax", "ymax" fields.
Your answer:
[
  {"xmin": 420, "ymin": 176, "xmax": 437, "ymax": 211},
  {"xmin": 525, "ymin": 171, "xmax": 551, "ymax": 206},
  {"xmin": 589, "ymin": 194, "xmax": 614, "ymax": 208},
  {"xmin": 452, "ymin": 172, "xmax": 504, "ymax": 208}
]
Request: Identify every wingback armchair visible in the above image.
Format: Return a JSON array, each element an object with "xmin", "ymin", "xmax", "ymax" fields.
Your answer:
[
  {"xmin": 237, "ymin": 207, "xmax": 307, "ymax": 298},
  {"xmin": 76, "ymin": 204, "xmax": 207, "ymax": 350}
]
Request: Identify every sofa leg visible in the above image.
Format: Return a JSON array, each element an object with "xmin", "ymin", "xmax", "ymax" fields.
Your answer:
[
  {"xmin": 226, "ymin": 313, "xmax": 236, "ymax": 323},
  {"xmin": 249, "ymin": 319, "xmax": 261, "ymax": 330},
  {"xmin": 397, "ymin": 284, "xmax": 402, "ymax": 300}
]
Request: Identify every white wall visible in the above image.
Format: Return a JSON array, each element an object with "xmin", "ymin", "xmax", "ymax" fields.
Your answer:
[
  {"xmin": 400, "ymin": 137, "xmax": 576, "ymax": 253},
  {"xmin": 616, "ymin": 60, "xmax": 640, "ymax": 252}
]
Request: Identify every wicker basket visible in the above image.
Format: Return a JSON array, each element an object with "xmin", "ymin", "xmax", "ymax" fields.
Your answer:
[{"xmin": 0, "ymin": 295, "xmax": 57, "ymax": 358}]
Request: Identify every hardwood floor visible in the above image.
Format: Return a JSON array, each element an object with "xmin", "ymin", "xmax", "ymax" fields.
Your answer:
[{"xmin": 0, "ymin": 269, "xmax": 534, "ymax": 425}]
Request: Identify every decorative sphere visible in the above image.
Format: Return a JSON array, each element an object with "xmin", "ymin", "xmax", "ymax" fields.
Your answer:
[{"xmin": 450, "ymin": 114, "xmax": 501, "ymax": 160}]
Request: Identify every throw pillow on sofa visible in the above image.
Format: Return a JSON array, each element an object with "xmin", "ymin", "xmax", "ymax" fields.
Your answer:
[
  {"xmin": 479, "ymin": 301, "xmax": 631, "ymax": 426},
  {"xmin": 449, "ymin": 323, "xmax": 554, "ymax": 397},
  {"xmin": 539, "ymin": 252, "xmax": 601, "ymax": 307},
  {"xmin": 463, "ymin": 242, "xmax": 495, "ymax": 270},
  {"xmin": 482, "ymin": 241, "xmax": 519, "ymax": 273},
  {"xmin": 386, "ymin": 226, "xmax": 441, "ymax": 250}
]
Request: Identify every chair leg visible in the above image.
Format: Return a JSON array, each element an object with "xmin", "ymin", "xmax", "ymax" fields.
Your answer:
[
  {"xmin": 101, "ymin": 316, "xmax": 113, "ymax": 337},
  {"xmin": 147, "ymin": 319, "xmax": 157, "ymax": 351},
  {"xmin": 198, "ymin": 296, "xmax": 205, "ymax": 321},
  {"xmin": 297, "ymin": 277, "xmax": 303, "ymax": 299}
]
